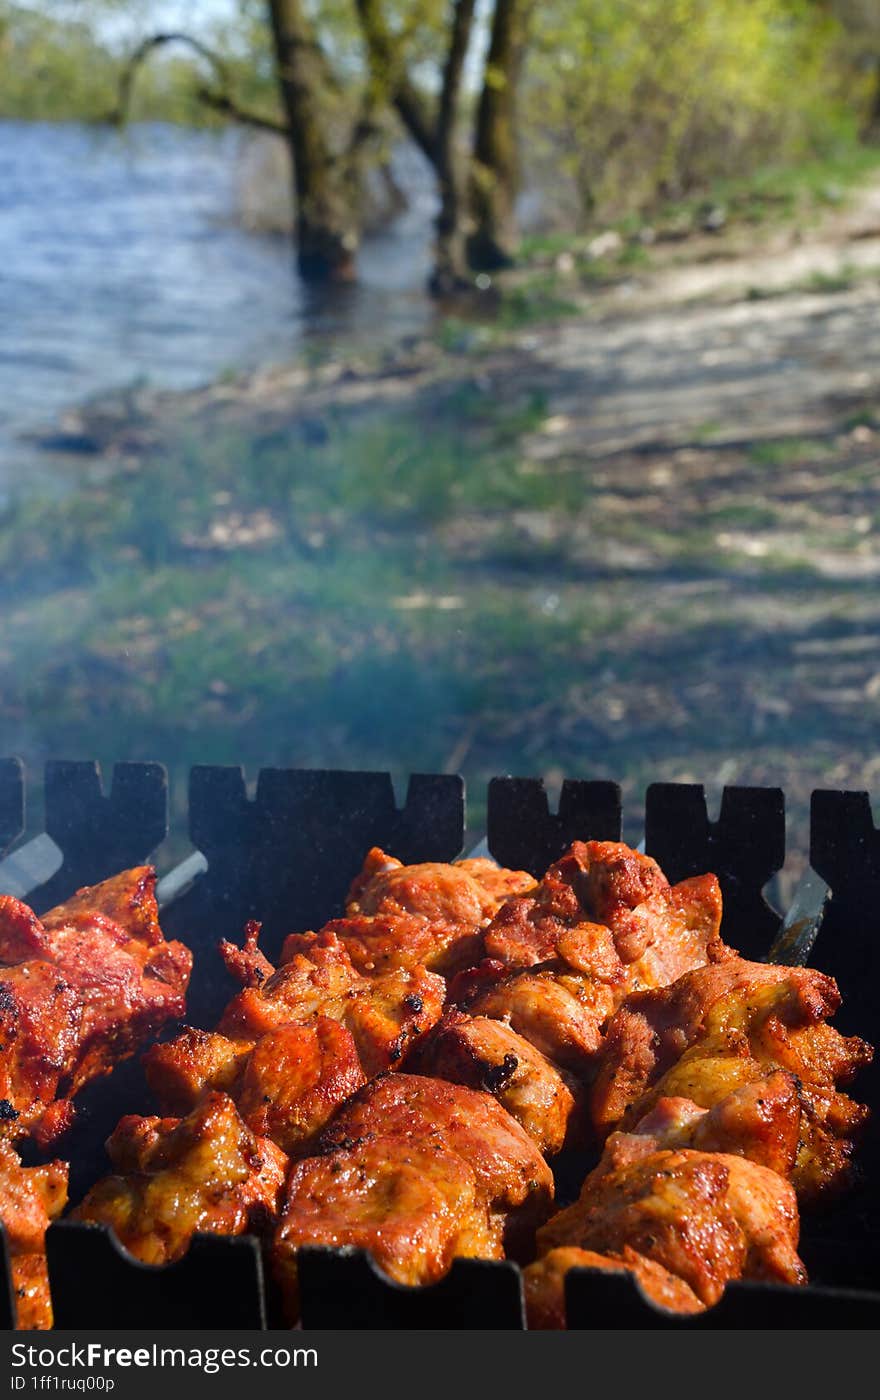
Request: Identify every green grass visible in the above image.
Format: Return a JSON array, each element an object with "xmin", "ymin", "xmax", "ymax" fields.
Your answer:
[
  {"xmin": 7, "ymin": 349, "xmax": 880, "ymax": 856},
  {"xmin": 748, "ymin": 437, "xmax": 831, "ymax": 468},
  {"xmin": 515, "ymin": 139, "xmax": 880, "ymax": 294}
]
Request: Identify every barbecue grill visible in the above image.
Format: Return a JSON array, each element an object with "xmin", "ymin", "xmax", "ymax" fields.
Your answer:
[{"xmin": 1, "ymin": 758, "xmax": 878, "ymax": 1329}]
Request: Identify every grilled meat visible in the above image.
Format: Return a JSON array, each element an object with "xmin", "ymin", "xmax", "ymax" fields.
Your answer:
[
  {"xmin": 449, "ymin": 843, "xmax": 729, "ymax": 1089},
  {"xmin": 73, "ymin": 1091, "xmax": 287, "ymax": 1265},
  {"xmin": 407, "ymin": 1008, "xmax": 586, "ymax": 1156},
  {"xmin": 532, "ymin": 1125, "xmax": 805, "ymax": 1319},
  {"xmin": 592, "ymin": 958, "xmax": 873, "ymax": 1201},
  {"xmin": 524, "ymin": 1246, "xmax": 703, "ymax": 1327},
  {"xmin": 0, "ymin": 1141, "xmax": 68, "ymax": 1329},
  {"xmin": 483, "ymin": 843, "xmax": 726, "ymax": 986},
  {"xmin": 307, "ymin": 847, "xmax": 534, "ymax": 978},
  {"xmin": 0, "ymin": 868, "xmax": 192, "ymax": 1146},
  {"xmin": 146, "ymin": 923, "xmax": 444, "ymax": 1153},
  {"xmin": 273, "ymin": 1073, "xmax": 554, "ymax": 1313}
]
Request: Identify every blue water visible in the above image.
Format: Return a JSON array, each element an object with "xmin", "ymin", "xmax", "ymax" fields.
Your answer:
[{"xmin": 0, "ymin": 121, "xmax": 435, "ymax": 493}]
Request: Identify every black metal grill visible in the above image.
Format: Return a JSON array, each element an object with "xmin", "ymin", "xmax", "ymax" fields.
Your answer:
[{"xmin": 1, "ymin": 760, "xmax": 878, "ymax": 1328}]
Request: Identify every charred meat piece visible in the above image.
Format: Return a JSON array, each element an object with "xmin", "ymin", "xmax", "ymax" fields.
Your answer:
[
  {"xmin": 524, "ymin": 1246, "xmax": 703, "ymax": 1327},
  {"xmin": 308, "ymin": 847, "xmax": 534, "ymax": 977},
  {"xmin": 73, "ymin": 1092, "xmax": 287, "ymax": 1265},
  {"xmin": 234, "ymin": 1018, "xmax": 366, "ymax": 1156},
  {"xmin": 147, "ymin": 1017, "xmax": 368, "ymax": 1159},
  {"xmin": 536, "ymin": 1132, "xmax": 805, "ymax": 1311},
  {"xmin": 143, "ymin": 1027, "xmax": 253, "ymax": 1118},
  {"xmin": 318, "ymin": 1074, "xmax": 554, "ymax": 1249},
  {"xmin": 0, "ymin": 1141, "xmax": 68, "ymax": 1329},
  {"xmin": 592, "ymin": 958, "xmax": 873, "ymax": 1201},
  {"xmin": 408, "ymin": 1008, "xmax": 586, "ymax": 1156},
  {"xmin": 275, "ymin": 1136, "xmax": 501, "ymax": 1308},
  {"xmin": 0, "ymin": 868, "xmax": 192, "ymax": 1146}
]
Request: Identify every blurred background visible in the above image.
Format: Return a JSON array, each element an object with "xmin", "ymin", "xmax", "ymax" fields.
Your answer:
[{"xmin": 2, "ymin": 0, "xmax": 880, "ymax": 866}]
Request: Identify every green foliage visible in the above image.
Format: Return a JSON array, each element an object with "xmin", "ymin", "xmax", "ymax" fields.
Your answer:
[
  {"xmin": 0, "ymin": 0, "xmax": 278, "ymax": 124},
  {"xmin": 526, "ymin": 0, "xmax": 870, "ymax": 225}
]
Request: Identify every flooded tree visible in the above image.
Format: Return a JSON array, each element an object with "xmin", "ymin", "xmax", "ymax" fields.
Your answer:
[
  {"xmin": 111, "ymin": 0, "xmax": 533, "ymax": 289},
  {"xmin": 468, "ymin": 0, "xmax": 531, "ymax": 271}
]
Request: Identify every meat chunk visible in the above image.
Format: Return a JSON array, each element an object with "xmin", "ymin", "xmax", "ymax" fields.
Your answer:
[
  {"xmin": 72, "ymin": 1092, "xmax": 287, "ymax": 1265},
  {"xmin": 482, "ymin": 842, "xmax": 727, "ymax": 996},
  {"xmin": 524, "ymin": 1246, "xmax": 703, "ymax": 1327},
  {"xmin": 310, "ymin": 847, "xmax": 534, "ymax": 977},
  {"xmin": 408, "ymin": 1008, "xmax": 586, "ymax": 1155},
  {"xmin": 615, "ymin": 875, "xmax": 728, "ymax": 994},
  {"xmin": 234, "ymin": 1019, "xmax": 366, "ymax": 1155},
  {"xmin": 592, "ymin": 958, "xmax": 873, "ymax": 1201},
  {"xmin": 463, "ymin": 968, "xmax": 615, "ymax": 1075},
  {"xmin": 0, "ymin": 868, "xmax": 192, "ymax": 1146},
  {"xmin": 0, "ymin": 1141, "xmax": 68, "ymax": 1329},
  {"xmin": 146, "ymin": 926, "xmax": 443, "ymax": 1153},
  {"xmin": 574, "ymin": 841, "xmax": 671, "ymax": 928},
  {"xmin": 275, "ymin": 1137, "xmax": 500, "ymax": 1303},
  {"xmin": 218, "ymin": 928, "xmax": 444, "ymax": 1075},
  {"xmin": 142, "ymin": 1027, "xmax": 251, "ymax": 1117},
  {"xmin": 536, "ymin": 1138, "xmax": 805, "ymax": 1308},
  {"xmin": 318, "ymin": 1074, "xmax": 554, "ymax": 1249},
  {"xmin": 272, "ymin": 1074, "xmax": 553, "ymax": 1316},
  {"xmin": 628, "ymin": 1072, "xmax": 802, "ymax": 1178}
]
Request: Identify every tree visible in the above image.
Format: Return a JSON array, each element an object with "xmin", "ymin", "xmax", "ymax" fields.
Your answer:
[
  {"xmin": 468, "ymin": 0, "xmax": 531, "ymax": 271},
  {"xmin": 112, "ymin": 2, "xmax": 381, "ymax": 282},
  {"xmin": 355, "ymin": 0, "xmax": 478, "ymax": 290},
  {"xmin": 266, "ymin": 0, "xmax": 359, "ymax": 279},
  {"xmin": 355, "ymin": 0, "xmax": 533, "ymax": 286},
  {"xmin": 101, "ymin": 0, "xmax": 537, "ymax": 288}
]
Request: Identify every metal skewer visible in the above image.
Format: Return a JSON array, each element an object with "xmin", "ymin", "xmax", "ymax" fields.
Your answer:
[
  {"xmin": 764, "ymin": 866, "xmax": 830, "ymax": 967},
  {"xmin": 0, "ymin": 836, "xmax": 207, "ymax": 908}
]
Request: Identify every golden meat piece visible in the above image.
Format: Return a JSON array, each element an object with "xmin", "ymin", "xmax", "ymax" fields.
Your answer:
[
  {"xmin": 408, "ymin": 1008, "xmax": 585, "ymax": 1156},
  {"xmin": 275, "ymin": 1136, "xmax": 500, "ymax": 1305},
  {"xmin": 273, "ymin": 1073, "xmax": 554, "ymax": 1316},
  {"xmin": 536, "ymin": 1133, "xmax": 806, "ymax": 1309},
  {"xmin": 0, "ymin": 868, "xmax": 192, "ymax": 1146},
  {"xmin": 73, "ymin": 1092, "xmax": 287, "ymax": 1266},
  {"xmin": 219, "ymin": 927, "xmax": 445, "ymax": 1076},
  {"xmin": 524, "ymin": 1246, "xmax": 703, "ymax": 1327},
  {"xmin": 483, "ymin": 842, "xmax": 728, "ymax": 996},
  {"xmin": 460, "ymin": 965, "xmax": 617, "ymax": 1076},
  {"xmin": 146, "ymin": 924, "xmax": 442, "ymax": 1153},
  {"xmin": 308, "ymin": 847, "xmax": 534, "ymax": 977},
  {"xmin": 319, "ymin": 1074, "xmax": 554, "ymax": 1244},
  {"xmin": 592, "ymin": 958, "xmax": 873, "ymax": 1201},
  {"xmin": 0, "ymin": 1141, "xmax": 68, "ymax": 1329},
  {"xmin": 627, "ymin": 1072, "xmax": 803, "ymax": 1178}
]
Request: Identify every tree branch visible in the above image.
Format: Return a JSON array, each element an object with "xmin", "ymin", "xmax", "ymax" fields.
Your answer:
[
  {"xmin": 353, "ymin": 0, "xmax": 438, "ymax": 166},
  {"xmin": 108, "ymin": 31, "xmax": 289, "ymax": 137}
]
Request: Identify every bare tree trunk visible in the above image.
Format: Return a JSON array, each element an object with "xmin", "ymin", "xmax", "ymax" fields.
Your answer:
[
  {"xmin": 431, "ymin": 0, "xmax": 478, "ymax": 294},
  {"xmin": 467, "ymin": 0, "xmax": 528, "ymax": 271},
  {"xmin": 267, "ymin": 0, "xmax": 358, "ymax": 280}
]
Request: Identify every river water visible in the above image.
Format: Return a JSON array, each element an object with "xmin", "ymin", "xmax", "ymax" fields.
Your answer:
[{"xmin": 0, "ymin": 121, "xmax": 436, "ymax": 498}]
